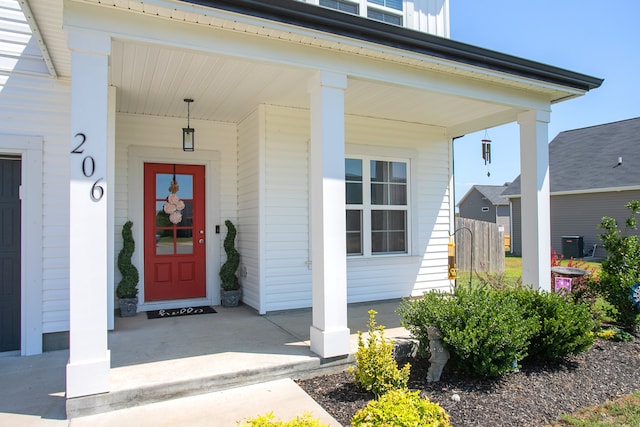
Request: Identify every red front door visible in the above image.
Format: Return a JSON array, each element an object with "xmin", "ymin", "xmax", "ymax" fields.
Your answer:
[{"xmin": 144, "ymin": 163, "xmax": 206, "ymax": 301}]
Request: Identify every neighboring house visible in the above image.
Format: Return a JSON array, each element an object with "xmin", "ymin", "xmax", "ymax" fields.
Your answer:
[
  {"xmin": 458, "ymin": 184, "xmax": 511, "ymax": 237},
  {"xmin": 0, "ymin": 0, "xmax": 601, "ymax": 400},
  {"xmin": 503, "ymin": 117, "xmax": 640, "ymax": 257}
]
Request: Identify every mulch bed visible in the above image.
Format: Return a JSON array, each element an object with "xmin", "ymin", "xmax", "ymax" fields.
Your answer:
[{"xmin": 297, "ymin": 338, "xmax": 640, "ymax": 426}]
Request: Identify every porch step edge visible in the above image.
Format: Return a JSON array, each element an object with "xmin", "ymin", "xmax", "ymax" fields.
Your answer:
[{"xmin": 66, "ymin": 354, "xmax": 355, "ymax": 418}]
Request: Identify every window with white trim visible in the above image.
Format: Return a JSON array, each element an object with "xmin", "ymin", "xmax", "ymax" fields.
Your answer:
[
  {"xmin": 346, "ymin": 157, "xmax": 408, "ymax": 256},
  {"xmin": 367, "ymin": 0, "xmax": 403, "ymax": 25},
  {"xmin": 318, "ymin": 0, "xmax": 404, "ymax": 26},
  {"xmin": 319, "ymin": 0, "xmax": 359, "ymax": 14}
]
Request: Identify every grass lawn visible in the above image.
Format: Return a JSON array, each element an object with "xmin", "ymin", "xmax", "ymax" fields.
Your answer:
[
  {"xmin": 549, "ymin": 391, "xmax": 640, "ymax": 426},
  {"xmin": 456, "ymin": 255, "xmax": 602, "ymax": 287}
]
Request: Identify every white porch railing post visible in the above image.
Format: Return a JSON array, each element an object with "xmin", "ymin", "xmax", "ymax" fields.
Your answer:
[
  {"xmin": 66, "ymin": 30, "xmax": 111, "ymax": 398},
  {"xmin": 308, "ymin": 71, "xmax": 351, "ymax": 358},
  {"xmin": 518, "ymin": 109, "xmax": 551, "ymax": 292}
]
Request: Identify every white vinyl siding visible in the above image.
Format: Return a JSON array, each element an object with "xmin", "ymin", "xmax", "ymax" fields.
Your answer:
[
  {"xmin": 0, "ymin": 74, "xmax": 70, "ymax": 334},
  {"xmin": 259, "ymin": 105, "xmax": 450, "ymax": 311},
  {"xmin": 263, "ymin": 106, "xmax": 312, "ymax": 312},
  {"xmin": 238, "ymin": 108, "xmax": 262, "ymax": 311}
]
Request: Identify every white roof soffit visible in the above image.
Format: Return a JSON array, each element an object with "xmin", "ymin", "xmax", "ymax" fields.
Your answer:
[
  {"xmin": 18, "ymin": 0, "xmax": 57, "ymax": 77},
  {"xmin": 72, "ymin": 0, "xmax": 600, "ymax": 103}
]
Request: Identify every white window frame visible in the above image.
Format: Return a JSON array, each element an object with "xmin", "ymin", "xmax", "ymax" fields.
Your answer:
[
  {"xmin": 366, "ymin": 0, "xmax": 404, "ymax": 25},
  {"xmin": 346, "ymin": 154, "xmax": 410, "ymax": 257},
  {"xmin": 314, "ymin": 0, "xmax": 406, "ymax": 26}
]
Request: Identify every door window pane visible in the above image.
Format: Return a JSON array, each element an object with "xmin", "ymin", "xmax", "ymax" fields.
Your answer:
[
  {"xmin": 156, "ymin": 173, "xmax": 193, "ymax": 198},
  {"xmin": 154, "ymin": 172, "xmax": 195, "ymax": 255}
]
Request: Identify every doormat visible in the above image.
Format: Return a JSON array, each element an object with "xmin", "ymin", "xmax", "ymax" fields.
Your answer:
[{"xmin": 146, "ymin": 306, "xmax": 217, "ymax": 319}]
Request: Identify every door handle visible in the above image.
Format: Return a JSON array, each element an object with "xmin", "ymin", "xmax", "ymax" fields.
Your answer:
[{"xmin": 199, "ymin": 239, "xmax": 204, "ymax": 244}]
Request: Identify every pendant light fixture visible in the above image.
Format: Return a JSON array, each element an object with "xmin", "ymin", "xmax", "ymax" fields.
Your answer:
[{"xmin": 182, "ymin": 98, "xmax": 194, "ymax": 152}]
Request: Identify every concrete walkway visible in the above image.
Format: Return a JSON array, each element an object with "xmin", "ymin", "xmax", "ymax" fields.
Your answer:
[{"xmin": 0, "ymin": 300, "xmax": 410, "ymax": 427}]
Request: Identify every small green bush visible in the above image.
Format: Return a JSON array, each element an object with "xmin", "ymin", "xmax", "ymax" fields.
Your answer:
[
  {"xmin": 399, "ymin": 284, "xmax": 539, "ymax": 377},
  {"xmin": 116, "ymin": 220, "xmax": 139, "ymax": 299},
  {"xmin": 351, "ymin": 390, "xmax": 450, "ymax": 427},
  {"xmin": 238, "ymin": 412, "xmax": 329, "ymax": 427},
  {"xmin": 594, "ymin": 200, "xmax": 640, "ymax": 332},
  {"xmin": 350, "ymin": 310, "xmax": 410, "ymax": 397},
  {"xmin": 597, "ymin": 326, "xmax": 635, "ymax": 342},
  {"xmin": 507, "ymin": 288, "xmax": 595, "ymax": 361},
  {"xmin": 220, "ymin": 220, "xmax": 241, "ymax": 291}
]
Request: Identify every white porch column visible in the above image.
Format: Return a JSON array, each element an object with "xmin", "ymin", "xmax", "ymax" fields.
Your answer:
[
  {"xmin": 66, "ymin": 30, "xmax": 111, "ymax": 398},
  {"xmin": 308, "ymin": 71, "xmax": 351, "ymax": 358},
  {"xmin": 518, "ymin": 109, "xmax": 551, "ymax": 292}
]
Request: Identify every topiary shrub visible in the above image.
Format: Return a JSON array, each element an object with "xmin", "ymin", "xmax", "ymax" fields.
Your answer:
[
  {"xmin": 593, "ymin": 200, "xmax": 640, "ymax": 332},
  {"xmin": 238, "ymin": 412, "xmax": 329, "ymax": 427},
  {"xmin": 350, "ymin": 310, "xmax": 410, "ymax": 397},
  {"xmin": 399, "ymin": 284, "xmax": 539, "ymax": 377},
  {"xmin": 116, "ymin": 220, "xmax": 139, "ymax": 299},
  {"xmin": 220, "ymin": 219, "xmax": 240, "ymax": 291},
  {"xmin": 351, "ymin": 390, "xmax": 450, "ymax": 427},
  {"xmin": 506, "ymin": 287, "xmax": 595, "ymax": 361}
]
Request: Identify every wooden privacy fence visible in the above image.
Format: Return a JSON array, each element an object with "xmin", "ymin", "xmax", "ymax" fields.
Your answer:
[{"xmin": 454, "ymin": 217, "xmax": 505, "ymax": 273}]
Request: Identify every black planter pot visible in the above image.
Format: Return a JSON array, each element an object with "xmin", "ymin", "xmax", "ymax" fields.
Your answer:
[{"xmin": 220, "ymin": 289, "xmax": 241, "ymax": 307}]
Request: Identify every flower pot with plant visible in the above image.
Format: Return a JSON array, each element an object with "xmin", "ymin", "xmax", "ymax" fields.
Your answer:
[
  {"xmin": 116, "ymin": 220, "xmax": 139, "ymax": 317},
  {"xmin": 219, "ymin": 220, "xmax": 241, "ymax": 307}
]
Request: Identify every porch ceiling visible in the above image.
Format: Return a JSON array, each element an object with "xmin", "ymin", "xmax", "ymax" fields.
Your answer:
[
  {"xmin": 110, "ymin": 39, "xmax": 504, "ymax": 128},
  {"xmin": 25, "ymin": 0, "xmax": 558, "ymax": 133}
]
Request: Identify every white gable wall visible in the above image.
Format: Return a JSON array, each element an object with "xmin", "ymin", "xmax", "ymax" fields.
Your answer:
[{"xmin": 248, "ymin": 105, "xmax": 451, "ymax": 313}]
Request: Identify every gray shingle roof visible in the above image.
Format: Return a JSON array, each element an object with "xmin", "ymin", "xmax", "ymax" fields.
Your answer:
[
  {"xmin": 473, "ymin": 185, "xmax": 510, "ymax": 206},
  {"xmin": 503, "ymin": 117, "xmax": 640, "ymax": 196},
  {"xmin": 458, "ymin": 184, "xmax": 510, "ymax": 207}
]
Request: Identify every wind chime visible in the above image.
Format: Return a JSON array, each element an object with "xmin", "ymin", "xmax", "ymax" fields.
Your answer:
[
  {"xmin": 481, "ymin": 130, "xmax": 491, "ymax": 177},
  {"xmin": 163, "ymin": 165, "xmax": 186, "ymax": 225}
]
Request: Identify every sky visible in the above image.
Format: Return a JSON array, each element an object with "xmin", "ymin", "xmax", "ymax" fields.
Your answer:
[{"xmin": 449, "ymin": 0, "xmax": 640, "ymax": 208}]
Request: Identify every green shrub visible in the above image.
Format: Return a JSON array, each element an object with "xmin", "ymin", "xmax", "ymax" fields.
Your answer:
[
  {"xmin": 350, "ymin": 310, "xmax": 410, "ymax": 397},
  {"xmin": 116, "ymin": 220, "xmax": 139, "ymax": 299},
  {"xmin": 351, "ymin": 390, "xmax": 450, "ymax": 427},
  {"xmin": 238, "ymin": 412, "xmax": 328, "ymax": 427},
  {"xmin": 220, "ymin": 220, "xmax": 241, "ymax": 291},
  {"xmin": 597, "ymin": 326, "xmax": 635, "ymax": 342},
  {"xmin": 507, "ymin": 288, "xmax": 595, "ymax": 361},
  {"xmin": 397, "ymin": 292, "xmax": 452, "ymax": 360},
  {"xmin": 399, "ymin": 284, "xmax": 538, "ymax": 377},
  {"xmin": 594, "ymin": 200, "xmax": 640, "ymax": 332}
]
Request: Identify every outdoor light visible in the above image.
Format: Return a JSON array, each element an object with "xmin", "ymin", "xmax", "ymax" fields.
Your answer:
[{"xmin": 182, "ymin": 98, "xmax": 194, "ymax": 152}]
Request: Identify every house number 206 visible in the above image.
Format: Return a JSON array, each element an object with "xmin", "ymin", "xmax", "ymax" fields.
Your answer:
[{"xmin": 71, "ymin": 132, "xmax": 104, "ymax": 202}]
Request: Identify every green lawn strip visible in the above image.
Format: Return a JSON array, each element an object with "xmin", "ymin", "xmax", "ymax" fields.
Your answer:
[{"xmin": 548, "ymin": 390, "xmax": 640, "ymax": 426}]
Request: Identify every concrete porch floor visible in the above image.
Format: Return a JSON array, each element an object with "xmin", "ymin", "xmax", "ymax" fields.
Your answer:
[{"xmin": 0, "ymin": 299, "xmax": 410, "ymax": 425}]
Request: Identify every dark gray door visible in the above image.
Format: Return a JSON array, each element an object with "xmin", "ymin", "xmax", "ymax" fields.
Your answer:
[{"xmin": 0, "ymin": 156, "xmax": 21, "ymax": 352}]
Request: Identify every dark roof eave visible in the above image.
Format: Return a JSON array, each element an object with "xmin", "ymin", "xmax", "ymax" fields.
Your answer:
[{"xmin": 183, "ymin": 0, "xmax": 603, "ymax": 92}]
